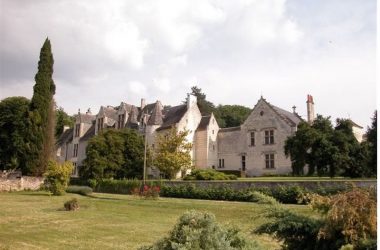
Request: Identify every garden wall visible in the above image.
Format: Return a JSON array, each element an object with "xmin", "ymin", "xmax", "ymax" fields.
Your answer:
[
  {"xmin": 0, "ymin": 176, "xmax": 44, "ymax": 192},
  {"xmin": 162, "ymin": 180, "xmax": 377, "ymax": 190}
]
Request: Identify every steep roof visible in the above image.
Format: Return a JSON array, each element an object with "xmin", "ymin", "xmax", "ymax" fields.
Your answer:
[
  {"xmin": 138, "ymin": 102, "xmax": 156, "ymax": 121},
  {"xmin": 156, "ymin": 104, "xmax": 187, "ymax": 131},
  {"xmin": 127, "ymin": 105, "xmax": 139, "ymax": 125},
  {"xmin": 219, "ymin": 126, "xmax": 241, "ymax": 133},
  {"xmin": 254, "ymin": 97, "xmax": 303, "ymax": 127},
  {"xmin": 147, "ymin": 101, "xmax": 163, "ymax": 125},
  {"xmin": 196, "ymin": 116, "xmax": 211, "ymax": 131},
  {"xmin": 56, "ymin": 128, "xmax": 73, "ymax": 146},
  {"xmin": 77, "ymin": 113, "xmax": 95, "ymax": 124},
  {"xmin": 80, "ymin": 123, "xmax": 95, "ymax": 142},
  {"xmin": 348, "ymin": 119, "xmax": 363, "ymax": 129}
]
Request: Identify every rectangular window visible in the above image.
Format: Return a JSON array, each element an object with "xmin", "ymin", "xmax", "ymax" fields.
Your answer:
[
  {"xmin": 265, "ymin": 154, "xmax": 275, "ymax": 169},
  {"xmin": 250, "ymin": 132, "xmax": 255, "ymax": 146},
  {"xmin": 241, "ymin": 155, "xmax": 246, "ymax": 171},
  {"xmin": 74, "ymin": 124, "xmax": 80, "ymax": 137},
  {"xmin": 218, "ymin": 159, "xmax": 225, "ymax": 168},
  {"xmin": 73, "ymin": 144, "xmax": 78, "ymax": 157},
  {"xmin": 264, "ymin": 130, "xmax": 274, "ymax": 144}
]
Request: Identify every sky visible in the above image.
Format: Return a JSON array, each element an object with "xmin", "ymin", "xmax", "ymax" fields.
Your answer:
[{"xmin": 0, "ymin": 0, "xmax": 377, "ymax": 128}]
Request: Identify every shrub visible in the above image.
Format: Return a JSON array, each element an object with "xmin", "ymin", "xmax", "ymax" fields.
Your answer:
[
  {"xmin": 64, "ymin": 198, "xmax": 79, "ymax": 211},
  {"xmin": 66, "ymin": 186, "xmax": 93, "ymax": 196},
  {"xmin": 88, "ymin": 179, "xmax": 98, "ymax": 189},
  {"xmin": 44, "ymin": 160, "xmax": 73, "ymax": 195},
  {"xmin": 132, "ymin": 185, "xmax": 160, "ymax": 199},
  {"xmin": 309, "ymin": 187, "xmax": 377, "ymax": 247},
  {"xmin": 183, "ymin": 169, "xmax": 237, "ymax": 180},
  {"xmin": 255, "ymin": 187, "xmax": 377, "ymax": 250},
  {"xmin": 139, "ymin": 210, "xmax": 262, "ymax": 250}
]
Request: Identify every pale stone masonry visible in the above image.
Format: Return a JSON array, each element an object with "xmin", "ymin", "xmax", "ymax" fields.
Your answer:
[{"xmin": 56, "ymin": 94, "xmax": 364, "ymax": 178}]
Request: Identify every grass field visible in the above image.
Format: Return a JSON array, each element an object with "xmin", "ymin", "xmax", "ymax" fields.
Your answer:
[{"xmin": 0, "ymin": 191, "xmax": 315, "ymax": 250}]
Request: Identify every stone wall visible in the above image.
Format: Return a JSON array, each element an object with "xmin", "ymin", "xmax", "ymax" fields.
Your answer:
[
  {"xmin": 0, "ymin": 176, "xmax": 44, "ymax": 192},
  {"xmin": 163, "ymin": 180, "xmax": 377, "ymax": 190}
]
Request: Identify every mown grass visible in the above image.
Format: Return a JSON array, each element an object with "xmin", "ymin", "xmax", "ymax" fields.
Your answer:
[{"xmin": 0, "ymin": 191, "xmax": 315, "ymax": 250}]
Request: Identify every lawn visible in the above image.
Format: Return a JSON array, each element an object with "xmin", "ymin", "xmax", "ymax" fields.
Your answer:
[{"xmin": 0, "ymin": 191, "xmax": 315, "ymax": 250}]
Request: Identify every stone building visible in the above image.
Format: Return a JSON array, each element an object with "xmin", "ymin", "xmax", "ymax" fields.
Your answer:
[{"xmin": 56, "ymin": 93, "xmax": 363, "ymax": 178}]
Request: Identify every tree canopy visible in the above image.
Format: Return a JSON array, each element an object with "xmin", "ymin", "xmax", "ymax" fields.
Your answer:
[
  {"xmin": 81, "ymin": 128, "xmax": 145, "ymax": 180},
  {"xmin": 27, "ymin": 38, "xmax": 56, "ymax": 175},
  {"xmin": 55, "ymin": 107, "xmax": 74, "ymax": 138},
  {"xmin": 153, "ymin": 127, "xmax": 192, "ymax": 179},
  {"xmin": 285, "ymin": 115, "xmax": 375, "ymax": 177},
  {"xmin": 0, "ymin": 97, "xmax": 31, "ymax": 174}
]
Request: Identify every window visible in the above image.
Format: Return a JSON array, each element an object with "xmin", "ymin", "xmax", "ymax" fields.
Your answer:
[
  {"xmin": 265, "ymin": 154, "xmax": 275, "ymax": 169},
  {"xmin": 250, "ymin": 132, "xmax": 255, "ymax": 146},
  {"xmin": 212, "ymin": 145, "xmax": 215, "ymax": 151},
  {"xmin": 241, "ymin": 155, "xmax": 246, "ymax": 171},
  {"xmin": 151, "ymin": 144, "xmax": 155, "ymax": 149},
  {"xmin": 97, "ymin": 118, "xmax": 104, "ymax": 132},
  {"xmin": 73, "ymin": 144, "xmax": 79, "ymax": 157},
  {"xmin": 118, "ymin": 114, "xmax": 125, "ymax": 129},
  {"xmin": 212, "ymin": 130, "xmax": 214, "ymax": 134},
  {"xmin": 218, "ymin": 159, "xmax": 225, "ymax": 168},
  {"xmin": 264, "ymin": 130, "xmax": 274, "ymax": 144},
  {"xmin": 74, "ymin": 124, "xmax": 80, "ymax": 137}
]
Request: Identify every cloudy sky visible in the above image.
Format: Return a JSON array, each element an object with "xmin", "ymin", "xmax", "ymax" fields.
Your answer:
[{"xmin": 0, "ymin": 0, "xmax": 376, "ymax": 127}]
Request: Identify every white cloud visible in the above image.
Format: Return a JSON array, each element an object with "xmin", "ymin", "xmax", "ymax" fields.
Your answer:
[
  {"xmin": 129, "ymin": 81, "xmax": 147, "ymax": 96},
  {"xmin": 104, "ymin": 22, "xmax": 149, "ymax": 69}
]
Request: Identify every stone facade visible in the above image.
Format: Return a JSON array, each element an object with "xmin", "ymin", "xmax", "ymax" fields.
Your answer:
[
  {"xmin": 217, "ymin": 97, "xmax": 302, "ymax": 177},
  {"xmin": 56, "ymin": 94, "xmax": 364, "ymax": 178}
]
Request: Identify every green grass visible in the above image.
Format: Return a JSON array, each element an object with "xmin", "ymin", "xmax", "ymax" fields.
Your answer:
[{"xmin": 0, "ymin": 191, "xmax": 315, "ymax": 250}]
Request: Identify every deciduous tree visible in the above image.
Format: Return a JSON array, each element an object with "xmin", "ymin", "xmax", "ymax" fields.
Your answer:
[{"xmin": 153, "ymin": 127, "xmax": 192, "ymax": 179}]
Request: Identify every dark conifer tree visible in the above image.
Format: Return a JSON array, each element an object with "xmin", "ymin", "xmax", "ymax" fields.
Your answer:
[{"xmin": 27, "ymin": 38, "xmax": 56, "ymax": 175}]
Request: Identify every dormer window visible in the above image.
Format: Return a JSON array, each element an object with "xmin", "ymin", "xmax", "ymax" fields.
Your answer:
[{"xmin": 74, "ymin": 124, "xmax": 80, "ymax": 137}]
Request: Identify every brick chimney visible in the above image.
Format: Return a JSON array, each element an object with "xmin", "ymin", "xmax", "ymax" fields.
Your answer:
[{"xmin": 306, "ymin": 94, "xmax": 315, "ymax": 124}]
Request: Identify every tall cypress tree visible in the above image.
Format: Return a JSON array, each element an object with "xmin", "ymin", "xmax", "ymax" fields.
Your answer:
[{"xmin": 27, "ymin": 38, "xmax": 56, "ymax": 176}]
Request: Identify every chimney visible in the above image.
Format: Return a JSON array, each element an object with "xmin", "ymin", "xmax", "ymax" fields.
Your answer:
[
  {"xmin": 292, "ymin": 105, "xmax": 296, "ymax": 114},
  {"xmin": 306, "ymin": 94, "xmax": 315, "ymax": 124},
  {"xmin": 141, "ymin": 98, "xmax": 146, "ymax": 110},
  {"xmin": 187, "ymin": 93, "xmax": 197, "ymax": 109}
]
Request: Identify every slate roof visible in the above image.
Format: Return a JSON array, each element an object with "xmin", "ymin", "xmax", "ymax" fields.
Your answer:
[
  {"xmin": 80, "ymin": 123, "xmax": 95, "ymax": 142},
  {"xmin": 156, "ymin": 104, "xmax": 187, "ymax": 131},
  {"xmin": 271, "ymin": 105, "xmax": 303, "ymax": 127},
  {"xmin": 196, "ymin": 116, "xmax": 211, "ymax": 131},
  {"xmin": 138, "ymin": 103, "xmax": 156, "ymax": 121},
  {"xmin": 56, "ymin": 128, "xmax": 73, "ymax": 146},
  {"xmin": 348, "ymin": 119, "xmax": 363, "ymax": 129},
  {"xmin": 147, "ymin": 101, "xmax": 163, "ymax": 125},
  {"xmin": 78, "ymin": 114, "xmax": 95, "ymax": 124},
  {"xmin": 127, "ymin": 105, "xmax": 139, "ymax": 125},
  {"xmin": 103, "ymin": 106, "xmax": 118, "ymax": 121},
  {"xmin": 219, "ymin": 126, "xmax": 241, "ymax": 133}
]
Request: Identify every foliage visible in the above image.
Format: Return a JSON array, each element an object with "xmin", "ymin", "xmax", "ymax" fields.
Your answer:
[
  {"xmin": 308, "ymin": 188, "xmax": 376, "ymax": 246},
  {"xmin": 215, "ymin": 105, "xmax": 251, "ymax": 128},
  {"xmin": 44, "ymin": 160, "xmax": 73, "ymax": 195},
  {"xmin": 255, "ymin": 187, "xmax": 377, "ymax": 250},
  {"xmin": 55, "ymin": 107, "xmax": 74, "ymax": 138},
  {"xmin": 154, "ymin": 127, "xmax": 193, "ymax": 179},
  {"xmin": 189, "ymin": 86, "xmax": 216, "ymax": 116},
  {"xmin": 94, "ymin": 179, "xmax": 162, "ymax": 195},
  {"xmin": 81, "ymin": 128, "xmax": 145, "ymax": 180},
  {"xmin": 0, "ymin": 97, "xmax": 31, "ymax": 174},
  {"xmin": 285, "ymin": 115, "xmax": 374, "ymax": 177},
  {"xmin": 363, "ymin": 111, "xmax": 377, "ymax": 176},
  {"xmin": 139, "ymin": 210, "xmax": 261, "ymax": 250},
  {"xmin": 183, "ymin": 169, "xmax": 237, "ymax": 180},
  {"xmin": 131, "ymin": 185, "xmax": 160, "ymax": 199},
  {"xmin": 161, "ymin": 185, "xmax": 278, "ymax": 204},
  {"xmin": 66, "ymin": 185, "xmax": 93, "ymax": 196},
  {"xmin": 27, "ymin": 38, "xmax": 56, "ymax": 176},
  {"xmin": 64, "ymin": 198, "xmax": 79, "ymax": 211}
]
